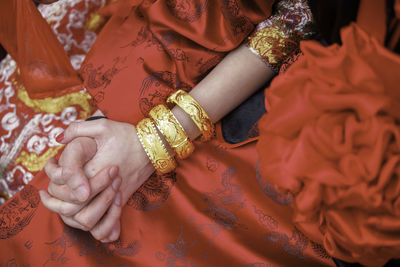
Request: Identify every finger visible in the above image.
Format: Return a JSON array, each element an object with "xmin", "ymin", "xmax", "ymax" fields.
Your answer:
[
  {"xmin": 45, "ymin": 157, "xmax": 91, "ymax": 202},
  {"xmin": 47, "ymin": 166, "xmax": 119, "ymax": 203},
  {"xmin": 106, "ymin": 222, "xmax": 121, "ymax": 243},
  {"xmin": 59, "ymin": 214, "xmax": 89, "ymax": 231},
  {"xmin": 39, "ymin": 190, "xmax": 82, "ymax": 217},
  {"xmin": 63, "ymin": 167, "xmax": 91, "ymax": 202},
  {"xmin": 44, "ymin": 157, "xmax": 64, "ymax": 185},
  {"xmin": 99, "ymin": 222, "xmax": 121, "ymax": 243},
  {"xmin": 59, "ymin": 136, "xmax": 97, "ymax": 167},
  {"xmin": 73, "ymin": 177, "xmax": 122, "ymax": 231},
  {"xmin": 90, "ymin": 192, "xmax": 122, "ymax": 242},
  {"xmin": 47, "ymin": 183, "xmax": 77, "ymax": 203},
  {"xmin": 62, "ymin": 120, "xmax": 108, "ymax": 144}
]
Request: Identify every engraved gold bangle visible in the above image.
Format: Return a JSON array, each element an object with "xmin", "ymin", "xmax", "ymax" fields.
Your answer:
[
  {"xmin": 149, "ymin": 104, "xmax": 195, "ymax": 159},
  {"xmin": 136, "ymin": 118, "xmax": 176, "ymax": 174},
  {"xmin": 167, "ymin": 90, "xmax": 215, "ymax": 142}
]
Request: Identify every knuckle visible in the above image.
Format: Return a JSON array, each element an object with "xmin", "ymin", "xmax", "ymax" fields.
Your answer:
[
  {"xmin": 58, "ymin": 205, "xmax": 70, "ymax": 217},
  {"xmin": 103, "ymin": 191, "xmax": 115, "ymax": 206},
  {"xmin": 75, "ymin": 216, "xmax": 94, "ymax": 231},
  {"xmin": 90, "ymin": 229, "xmax": 105, "ymax": 241},
  {"xmin": 97, "ymin": 119, "xmax": 108, "ymax": 132},
  {"xmin": 59, "ymin": 204, "xmax": 76, "ymax": 217},
  {"xmin": 47, "ymin": 184, "xmax": 56, "ymax": 197},
  {"xmin": 68, "ymin": 121, "xmax": 79, "ymax": 133},
  {"xmin": 80, "ymin": 225, "xmax": 91, "ymax": 232},
  {"xmin": 60, "ymin": 166, "xmax": 74, "ymax": 179}
]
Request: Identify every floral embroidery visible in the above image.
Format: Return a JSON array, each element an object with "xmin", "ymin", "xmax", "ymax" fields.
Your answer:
[
  {"xmin": 166, "ymin": 0, "xmax": 208, "ymax": 22},
  {"xmin": 247, "ymin": 0, "xmax": 314, "ymax": 72},
  {"xmin": 0, "ymin": 185, "xmax": 39, "ymax": 239}
]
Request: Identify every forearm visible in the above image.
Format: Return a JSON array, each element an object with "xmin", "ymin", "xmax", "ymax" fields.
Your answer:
[
  {"xmin": 172, "ymin": 44, "xmax": 274, "ymax": 140},
  {"xmin": 93, "ymin": 44, "xmax": 273, "ymax": 141}
]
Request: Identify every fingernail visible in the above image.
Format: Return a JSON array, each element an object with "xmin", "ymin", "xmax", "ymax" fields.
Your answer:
[
  {"xmin": 114, "ymin": 192, "xmax": 122, "ymax": 206},
  {"xmin": 112, "ymin": 178, "xmax": 122, "ymax": 191},
  {"xmin": 109, "ymin": 166, "xmax": 118, "ymax": 178},
  {"xmin": 75, "ymin": 185, "xmax": 89, "ymax": 202},
  {"xmin": 56, "ymin": 132, "xmax": 64, "ymax": 143}
]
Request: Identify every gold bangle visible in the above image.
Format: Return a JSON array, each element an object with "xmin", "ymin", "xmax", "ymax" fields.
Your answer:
[
  {"xmin": 136, "ymin": 118, "xmax": 176, "ymax": 174},
  {"xmin": 149, "ymin": 104, "xmax": 195, "ymax": 159},
  {"xmin": 167, "ymin": 90, "xmax": 214, "ymax": 142}
]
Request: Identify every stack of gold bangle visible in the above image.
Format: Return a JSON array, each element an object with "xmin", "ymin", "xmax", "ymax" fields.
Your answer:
[
  {"xmin": 167, "ymin": 90, "xmax": 214, "ymax": 142},
  {"xmin": 136, "ymin": 90, "xmax": 215, "ymax": 174},
  {"xmin": 136, "ymin": 118, "xmax": 176, "ymax": 174},
  {"xmin": 149, "ymin": 104, "xmax": 194, "ymax": 159}
]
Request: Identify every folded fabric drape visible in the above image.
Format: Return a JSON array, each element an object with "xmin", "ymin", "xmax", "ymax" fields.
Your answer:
[
  {"xmin": 257, "ymin": 23, "xmax": 400, "ymax": 267},
  {"xmin": 0, "ymin": 0, "xmax": 82, "ymax": 98},
  {"xmin": 0, "ymin": 1, "xmax": 335, "ymax": 266}
]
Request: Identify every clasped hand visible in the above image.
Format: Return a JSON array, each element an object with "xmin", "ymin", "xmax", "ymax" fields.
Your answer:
[{"xmin": 40, "ymin": 119, "xmax": 155, "ymax": 242}]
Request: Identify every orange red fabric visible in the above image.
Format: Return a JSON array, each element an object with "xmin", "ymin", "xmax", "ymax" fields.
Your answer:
[
  {"xmin": 257, "ymin": 23, "xmax": 400, "ymax": 267},
  {"xmin": 0, "ymin": 0, "xmax": 334, "ymax": 266},
  {"xmin": 80, "ymin": 0, "xmax": 274, "ymax": 124},
  {"xmin": 0, "ymin": 0, "xmax": 82, "ymax": 98}
]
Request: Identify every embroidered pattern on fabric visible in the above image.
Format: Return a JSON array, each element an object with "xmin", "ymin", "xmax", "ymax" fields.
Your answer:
[
  {"xmin": 202, "ymin": 166, "xmax": 247, "ymax": 230},
  {"xmin": 38, "ymin": 0, "xmax": 105, "ymax": 70},
  {"xmin": 139, "ymin": 71, "xmax": 191, "ymax": 116},
  {"xmin": 252, "ymin": 205, "xmax": 309, "ymax": 260},
  {"xmin": 247, "ymin": 0, "xmax": 314, "ymax": 72},
  {"xmin": 253, "ymin": 206, "xmax": 278, "ymax": 230},
  {"xmin": 166, "ymin": 0, "xmax": 208, "ymax": 22},
  {"xmin": 206, "ymin": 157, "xmax": 219, "ymax": 173},
  {"xmin": 127, "ymin": 172, "xmax": 177, "ymax": 212},
  {"xmin": 122, "ymin": 27, "xmax": 189, "ymax": 63},
  {"xmin": 191, "ymin": 219, "xmax": 223, "ymax": 260},
  {"xmin": 310, "ymin": 241, "xmax": 331, "ymax": 259},
  {"xmin": 43, "ymin": 226, "xmax": 141, "ymax": 265},
  {"xmin": 221, "ymin": 0, "xmax": 253, "ymax": 37},
  {"xmin": 255, "ymin": 162, "xmax": 293, "ymax": 205},
  {"xmin": 0, "ymin": 185, "xmax": 39, "ymax": 239},
  {"xmin": 264, "ymin": 228, "xmax": 308, "ymax": 260},
  {"xmin": 81, "ymin": 56, "xmax": 128, "ymax": 91},
  {"xmin": 0, "ymin": 0, "xmax": 102, "ymax": 203},
  {"xmin": 157, "ymin": 225, "xmax": 197, "ymax": 267},
  {"xmin": 16, "ymin": 81, "xmax": 92, "ymax": 118}
]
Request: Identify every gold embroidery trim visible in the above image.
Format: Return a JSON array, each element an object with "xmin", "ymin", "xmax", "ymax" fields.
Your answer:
[
  {"xmin": 85, "ymin": 0, "xmax": 119, "ymax": 32},
  {"xmin": 86, "ymin": 13, "xmax": 106, "ymax": 32},
  {"xmin": 15, "ymin": 146, "xmax": 64, "ymax": 173},
  {"xmin": 15, "ymin": 81, "xmax": 93, "ymax": 119},
  {"xmin": 247, "ymin": 27, "xmax": 300, "ymax": 72}
]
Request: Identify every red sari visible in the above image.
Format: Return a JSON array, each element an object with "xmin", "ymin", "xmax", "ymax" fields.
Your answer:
[{"xmin": 0, "ymin": 0, "xmax": 333, "ymax": 266}]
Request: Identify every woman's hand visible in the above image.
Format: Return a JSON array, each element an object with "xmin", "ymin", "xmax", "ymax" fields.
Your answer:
[
  {"xmin": 41, "ymin": 136, "xmax": 124, "ymax": 242},
  {"xmin": 58, "ymin": 118, "xmax": 155, "ymax": 206}
]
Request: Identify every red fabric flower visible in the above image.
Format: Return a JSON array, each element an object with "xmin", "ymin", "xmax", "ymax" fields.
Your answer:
[{"xmin": 257, "ymin": 24, "xmax": 400, "ymax": 266}]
